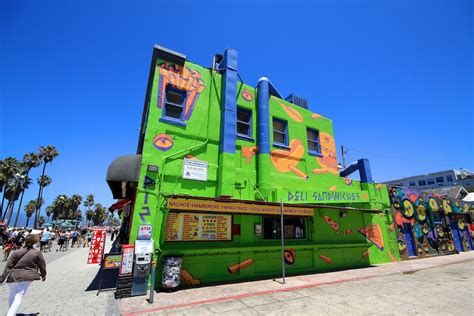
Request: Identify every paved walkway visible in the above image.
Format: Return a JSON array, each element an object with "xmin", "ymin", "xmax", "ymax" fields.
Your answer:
[
  {"xmin": 120, "ymin": 252, "xmax": 474, "ymax": 315},
  {"xmin": 1, "ymin": 245, "xmax": 473, "ymax": 315},
  {"xmin": 0, "ymin": 240, "xmax": 119, "ymax": 316}
]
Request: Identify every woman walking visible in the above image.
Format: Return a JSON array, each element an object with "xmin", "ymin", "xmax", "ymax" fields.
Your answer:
[{"xmin": 0, "ymin": 234, "xmax": 47, "ymax": 316}]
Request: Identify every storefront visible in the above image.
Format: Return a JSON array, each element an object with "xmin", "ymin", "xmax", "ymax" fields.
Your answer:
[{"xmin": 107, "ymin": 45, "xmax": 401, "ymax": 291}]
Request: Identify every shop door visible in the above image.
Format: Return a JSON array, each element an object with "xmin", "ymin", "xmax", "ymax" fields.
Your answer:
[
  {"xmin": 403, "ymin": 223, "xmax": 417, "ymax": 257},
  {"xmin": 449, "ymin": 220, "xmax": 464, "ymax": 252}
]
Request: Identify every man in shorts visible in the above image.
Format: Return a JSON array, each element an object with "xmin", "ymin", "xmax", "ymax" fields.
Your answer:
[{"xmin": 40, "ymin": 228, "xmax": 53, "ymax": 252}]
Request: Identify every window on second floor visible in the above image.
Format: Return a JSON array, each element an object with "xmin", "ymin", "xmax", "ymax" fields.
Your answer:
[
  {"xmin": 427, "ymin": 178, "xmax": 435, "ymax": 185},
  {"xmin": 409, "ymin": 182, "xmax": 416, "ymax": 187},
  {"xmin": 307, "ymin": 128, "xmax": 321, "ymax": 156},
  {"xmin": 163, "ymin": 86, "xmax": 186, "ymax": 122},
  {"xmin": 273, "ymin": 118, "xmax": 288, "ymax": 147},
  {"xmin": 418, "ymin": 180, "xmax": 426, "ymax": 186},
  {"xmin": 436, "ymin": 177, "xmax": 444, "ymax": 183},
  {"xmin": 447, "ymin": 175, "xmax": 454, "ymax": 182},
  {"xmin": 236, "ymin": 107, "xmax": 252, "ymax": 139}
]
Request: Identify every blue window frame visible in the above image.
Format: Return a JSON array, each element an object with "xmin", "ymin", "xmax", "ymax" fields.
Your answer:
[
  {"xmin": 236, "ymin": 107, "xmax": 252, "ymax": 139},
  {"xmin": 447, "ymin": 175, "xmax": 453, "ymax": 182},
  {"xmin": 160, "ymin": 85, "xmax": 187, "ymax": 126},
  {"xmin": 273, "ymin": 118, "xmax": 288, "ymax": 147},
  {"xmin": 307, "ymin": 128, "xmax": 321, "ymax": 156}
]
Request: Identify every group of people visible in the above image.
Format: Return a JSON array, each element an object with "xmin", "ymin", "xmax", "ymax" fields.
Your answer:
[{"xmin": 0, "ymin": 226, "xmax": 95, "ymax": 260}]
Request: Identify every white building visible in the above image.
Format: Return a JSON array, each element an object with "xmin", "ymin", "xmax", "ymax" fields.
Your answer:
[{"xmin": 384, "ymin": 169, "xmax": 474, "ymax": 195}]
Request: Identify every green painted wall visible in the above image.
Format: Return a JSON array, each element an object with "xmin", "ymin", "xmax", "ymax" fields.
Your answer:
[{"xmin": 128, "ymin": 56, "xmax": 399, "ymax": 288}]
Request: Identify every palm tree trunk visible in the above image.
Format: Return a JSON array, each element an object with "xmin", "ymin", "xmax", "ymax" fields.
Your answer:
[
  {"xmin": 33, "ymin": 163, "xmax": 47, "ymax": 228},
  {"xmin": 0, "ymin": 186, "xmax": 6, "ymax": 219},
  {"xmin": 25, "ymin": 215, "xmax": 31, "ymax": 228},
  {"xmin": 2, "ymin": 200, "xmax": 11, "ymax": 221},
  {"xmin": 13, "ymin": 189, "xmax": 26, "ymax": 227},
  {"xmin": 13, "ymin": 169, "xmax": 30, "ymax": 227}
]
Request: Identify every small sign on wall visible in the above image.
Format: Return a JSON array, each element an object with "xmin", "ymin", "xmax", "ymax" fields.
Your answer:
[
  {"xmin": 183, "ymin": 158, "xmax": 208, "ymax": 181},
  {"xmin": 137, "ymin": 224, "xmax": 152, "ymax": 240},
  {"xmin": 254, "ymin": 224, "xmax": 262, "ymax": 236}
]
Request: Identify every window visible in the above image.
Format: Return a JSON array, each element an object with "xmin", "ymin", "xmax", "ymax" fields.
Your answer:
[
  {"xmin": 263, "ymin": 217, "xmax": 306, "ymax": 239},
  {"xmin": 418, "ymin": 180, "xmax": 426, "ymax": 186},
  {"xmin": 273, "ymin": 118, "xmax": 288, "ymax": 147},
  {"xmin": 307, "ymin": 128, "xmax": 321, "ymax": 156},
  {"xmin": 435, "ymin": 177, "xmax": 444, "ymax": 183},
  {"xmin": 447, "ymin": 175, "xmax": 453, "ymax": 182},
  {"xmin": 409, "ymin": 182, "xmax": 416, "ymax": 187},
  {"xmin": 236, "ymin": 107, "xmax": 252, "ymax": 139},
  {"xmin": 427, "ymin": 178, "xmax": 435, "ymax": 185},
  {"xmin": 162, "ymin": 86, "xmax": 186, "ymax": 122}
]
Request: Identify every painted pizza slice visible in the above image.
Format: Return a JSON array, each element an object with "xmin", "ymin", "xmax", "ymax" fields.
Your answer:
[{"xmin": 358, "ymin": 224, "xmax": 384, "ymax": 251}]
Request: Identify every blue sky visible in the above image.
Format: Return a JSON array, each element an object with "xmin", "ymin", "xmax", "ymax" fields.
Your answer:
[{"xmin": 1, "ymin": 0, "xmax": 473, "ymax": 225}]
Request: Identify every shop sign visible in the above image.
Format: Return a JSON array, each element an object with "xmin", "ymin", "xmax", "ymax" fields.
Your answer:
[
  {"xmin": 165, "ymin": 212, "xmax": 231, "ymax": 241},
  {"xmin": 103, "ymin": 253, "xmax": 122, "ymax": 270},
  {"xmin": 284, "ymin": 190, "xmax": 368, "ymax": 203},
  {"xmin": 182, "ymin": 158, "xmax": 208, "ymax": 181},
  {"xmin": 120, "ymin": 244, "xmax": 134, "ymax": 275},
  {"xmin": 137, "ymin": 224, "xmax": 152, "ymax": 240},
  {"xmin": 87, "ymin": 228, "xmax": 106, "ymax": 264},
  {"xmin": 167, "ymin": 198, "xmax": 313, "ymax": 217}
]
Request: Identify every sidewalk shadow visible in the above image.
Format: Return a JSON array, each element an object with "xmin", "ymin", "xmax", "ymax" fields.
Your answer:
[{"xmin": 85, "ymin": 238, "xmax": 120, "ymax": 292}]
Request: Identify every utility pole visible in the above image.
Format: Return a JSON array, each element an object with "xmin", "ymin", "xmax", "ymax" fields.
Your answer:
[{"xmin": 341, "ymin": 145, "xmax": 347, "ymax": 169}]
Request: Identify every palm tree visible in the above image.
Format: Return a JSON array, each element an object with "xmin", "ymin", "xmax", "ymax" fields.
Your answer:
[
  {"xmin": 33, "ymin": 175, "xmax": 52, "ymax": 226},
  {"xmin": 14, "ymin": 153, "xmax": 42, "ymax": 219},
  {"xmin": 25, "ymin": 199, "xmax": 43, "ymax": 227},
  {"xmin": 13, "ymin": 176, "xmax": 32, "ymax": 227},
  {"xmin": 92, "ymin": 203, "xmax": 106, "ymax": 226},
  {"xmin": 34, "ymin": 145, "xmax": 59, "ymax": 228},
  {"xmin": 45, "ymin": 205, "xmax": 53, "ymax": 223},
  {"xmin": 0, "ymin": 157, "xmax": 21, "ymax": 218},
  {"xmin": 38, "ymin": 216, "xmax": 46, "ymax": 227},
  {"xmin": 86, "ymin": 210, "xmax": 94, "ymax": 227},
  {"xmin": 83, "ymin": 194, "xmax": 94, "ymax": 226}
]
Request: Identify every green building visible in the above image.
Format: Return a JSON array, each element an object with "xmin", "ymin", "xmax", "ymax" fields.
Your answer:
[{"xmin": 106, "ymin": 45, "xmax": 400, "ymax": 289}]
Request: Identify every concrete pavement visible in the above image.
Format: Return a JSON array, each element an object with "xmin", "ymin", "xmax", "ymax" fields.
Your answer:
[
  {"xmin": 120, "ymin": 252, "xmax": 474, "ymax": 315},
  {"xmin": 0, "ymin": 240, "xmax": 119, "ymax": 316},
  {"xmin": 1, "ymin": 243, "xmax": 473, "ymax": 315}
]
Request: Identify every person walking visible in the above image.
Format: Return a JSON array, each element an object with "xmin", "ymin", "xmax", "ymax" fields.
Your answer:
[
  {"xmin": 0, "ymin": 234, "xmax": 47, "ymax": 316},
  {"xmin": 40, "ymin": 228, "xmax": 53, "ymax": 252}
]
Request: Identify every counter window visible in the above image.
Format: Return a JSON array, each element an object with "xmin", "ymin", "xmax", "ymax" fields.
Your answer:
[{"xmin": 263, "ymin": 217, "xmax": 306, "ymax": 239}]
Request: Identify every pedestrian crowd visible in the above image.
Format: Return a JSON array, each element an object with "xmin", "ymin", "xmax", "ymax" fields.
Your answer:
[
  {"xmin": 0, "ymin": 226, "xmax": 96, "ymax": 261},
  {"xmin": 0, "ymin": 225, "xmax": 119, "ymax": 315}
]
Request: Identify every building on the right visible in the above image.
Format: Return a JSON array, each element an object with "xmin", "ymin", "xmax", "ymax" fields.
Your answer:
[{"xmin": 384, "ymin": 169, "xmax": 474, "ymax": 199}]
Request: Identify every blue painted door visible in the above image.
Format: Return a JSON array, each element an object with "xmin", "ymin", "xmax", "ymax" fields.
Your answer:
[
  {"xmin": 403, "ymin": 223, "xmax": 417, "ymax": 257},
  {"xmin": 449, "ymin": 220, "xmax": 464, "ymax": 252}
]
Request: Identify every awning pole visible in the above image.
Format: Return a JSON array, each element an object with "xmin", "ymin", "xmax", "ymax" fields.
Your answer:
[{"xmin": 280, "ymin": 199, "xmax": 285, "ymax": 284}]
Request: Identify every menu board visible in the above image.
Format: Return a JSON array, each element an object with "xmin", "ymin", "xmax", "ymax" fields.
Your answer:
[{"xmin": 165, "ymin": 212, "xmax": 231, "ymax": 241}]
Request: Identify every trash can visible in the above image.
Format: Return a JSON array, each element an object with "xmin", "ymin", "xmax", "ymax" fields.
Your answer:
[{"xmin": 162, "ymin": 256, "xmax": 183, "ymax": 290}]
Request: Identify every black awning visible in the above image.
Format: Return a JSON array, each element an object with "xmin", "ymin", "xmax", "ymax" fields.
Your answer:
[{"xmin": 106, "ymin": 154, "xmax": 141, "ymax": 199}]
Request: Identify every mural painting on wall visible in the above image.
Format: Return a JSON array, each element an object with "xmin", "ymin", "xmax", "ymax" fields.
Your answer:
[
  {"xmin": 241, "ymin": 89, "xmax": 253, "ymax": 101},
  {"xmin": 358, "ymin": 224, "xmax": 384, "ymax": 251},
  {"xmin": 157, "ymin": 62, "xmax": 206, "ymax": 121},
  {"xmin": 312, "ymin": 132, "xmax": 338, "ymax": 175},
  {"xmin": 153, "ymin": 133, "xmax": 174, "ymax": 151},
  {"xmin": 242, "ymin": 146, "xmax": 258, "ymax": 164},
  {"xmin": 389, "ymin": 186, "xmax": 473, "ymax": 260},
  {"xmin": 279, "ymin": 103, "xmax": 303, "ymax": 123},
  {"xmin": 271, "ymin": 139, "xmax": 308, "ymax": 179},
  {"xmin": 228, "ymin": 258, "xmax": 254, "ymax": 274}
]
